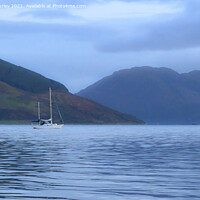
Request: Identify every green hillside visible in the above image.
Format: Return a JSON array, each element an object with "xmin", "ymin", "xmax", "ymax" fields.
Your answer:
[
  {"xmin": 0, "ymin": 59, "xmax": 144, "ymax": 124},
  {"xmin": 0, "ymin": 59, "xmax": 67, "ymax": 93}
]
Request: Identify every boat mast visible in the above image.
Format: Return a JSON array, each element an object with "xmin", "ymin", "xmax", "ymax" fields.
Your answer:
[
  {"xmin": 38, "ymin": 101, "xmax": 40, "ymax": 120},
  {"xmin": 49, "ymin": 87, "xmax": 53, "ymax": 124},
  {"xmin": 37, "ymin": 102, "xmax": 41, "ymax": 125}
]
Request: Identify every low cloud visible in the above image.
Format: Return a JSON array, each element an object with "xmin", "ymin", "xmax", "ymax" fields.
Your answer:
[
  {"xmin": 95, "ymin": 0, "xmax": 200, "ymax": 52},
  {"xmin": 17, "ymin": 9, "xmax": 77, "ymax": 19},
  {"xmin": 2, "ymin": 0, "xmax": 197, "ymax": 53}
]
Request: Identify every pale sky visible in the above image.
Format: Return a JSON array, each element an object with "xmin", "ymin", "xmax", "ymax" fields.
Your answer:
[{"xmin": 0, "ymin": 0, "xmax": 200, "ymax": 92}]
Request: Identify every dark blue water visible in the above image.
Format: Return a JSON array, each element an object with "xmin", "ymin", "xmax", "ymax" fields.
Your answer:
[{"xmin": 0, "ymin": 125, "xmax": 200, "ymax": 200}]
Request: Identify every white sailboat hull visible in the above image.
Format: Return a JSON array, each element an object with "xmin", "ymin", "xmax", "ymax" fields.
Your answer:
[{"xmin": 33, "ymin": 124, "xmax": 64, "ymax": 129}]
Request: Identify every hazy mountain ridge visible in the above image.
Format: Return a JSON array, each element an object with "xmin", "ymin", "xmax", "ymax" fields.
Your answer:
[
  {"xmin": 78, "ymin": 66, "xmax": 200, "ymax": 124},
  {"xmin": 0, "ymin": 59, "xmax": 144, "ymax": 124}
]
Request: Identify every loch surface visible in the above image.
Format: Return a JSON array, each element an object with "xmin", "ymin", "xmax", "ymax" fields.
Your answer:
[{"xmin": 0, "ymin": 125, "xmax": 200, "ymax": 200}]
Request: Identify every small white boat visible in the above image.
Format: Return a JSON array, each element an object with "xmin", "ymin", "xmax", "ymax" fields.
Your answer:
[
  {"xmin": 32, "ymin": 88, "xmax": 64, "ymax": 129},
  {"xmin": 33, "ymin": 123, "xmax": 64, "ymax": 129}
]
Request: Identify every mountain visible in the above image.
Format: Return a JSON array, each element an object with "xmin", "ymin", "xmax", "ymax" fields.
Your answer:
[
  {"xmin": 0, "ymin": 59, "xmax": 67, "ymax": 93},
  {"xmin": 0, "ymin": 59, "xmax": 144, "ymax": 124},
  {"xmin": 77, "ymin": 66, "xmax": 200, "ymax": 125}
]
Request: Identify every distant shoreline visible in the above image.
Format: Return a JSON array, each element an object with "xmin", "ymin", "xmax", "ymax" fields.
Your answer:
[
  {"xmin": 0, "ymin": 121, "xmax": 198, "ymax": 125},
  {"xmin": 0, "ymin": 120, "xmax": 146, "ymax": 125}
]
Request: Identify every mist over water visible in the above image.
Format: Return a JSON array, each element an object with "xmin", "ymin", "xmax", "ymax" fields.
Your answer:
[{"xmin": 0, "ymin": 125, "xmax": 200, "ymax": 200}]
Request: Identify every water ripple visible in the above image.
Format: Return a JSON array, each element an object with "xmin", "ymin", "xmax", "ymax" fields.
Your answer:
[{"xmin": 0, "ymin": 125, "xmax": 200, "ymax": 199}]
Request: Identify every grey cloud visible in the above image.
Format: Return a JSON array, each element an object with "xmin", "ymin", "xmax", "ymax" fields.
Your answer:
[
  {"xmin": 96, "ymin": 0, "xmax": 200, "ymax": 53},
  {"xmin": 17, "ymin": 9, "xmax": 81, "ymax": 20},
  {"xmin": 0, "ymin": 20, "xmax": 115, "ymax": 42},
  {"xmin": 1, "ymin": 0, "xmax": 199, "ymax": 54}
]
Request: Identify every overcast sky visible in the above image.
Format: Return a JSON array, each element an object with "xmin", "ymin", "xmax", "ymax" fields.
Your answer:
[{"xmin": 0, "ymin": 0, "xmax": 200, "ymax": 92}]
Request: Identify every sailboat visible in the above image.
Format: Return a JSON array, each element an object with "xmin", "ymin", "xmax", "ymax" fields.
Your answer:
[{"xmin": 33, "ymin": 88, "xmax": 64, "ymax": 129}]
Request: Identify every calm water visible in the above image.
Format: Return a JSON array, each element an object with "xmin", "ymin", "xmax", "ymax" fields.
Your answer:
[{"xmin": 0, "ymin": 125, "xmax": 200, "ymax": 200}]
